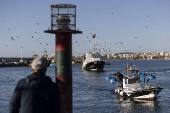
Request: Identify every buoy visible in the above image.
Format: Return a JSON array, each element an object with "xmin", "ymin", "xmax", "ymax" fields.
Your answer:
[
  {"xmin": 105, "ymin": 76, "xmax": 111, "ymax": 81},
  {"xmin": 110, "ymin": 78, "xmax": 118, "ymax": 84},
  {"xmin": 82, "ymin": 65, "xmax": 84, "ymax": 70},
  {"xmin": 147, "ymin": 75, "xmax": 156, "ymax": 82},
  {"xmin": 140, "ymin": 73, "xmax": 147, "ymax": 82}
]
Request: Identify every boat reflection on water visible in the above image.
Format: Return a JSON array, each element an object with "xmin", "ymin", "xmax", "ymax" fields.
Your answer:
[
  {"xmin": 115, "ymin": 94, "xmax": 161, "ymax": 112},
  {"xmin": 82, "ymin": 70, "xmax": 105, "ymax": 75}
]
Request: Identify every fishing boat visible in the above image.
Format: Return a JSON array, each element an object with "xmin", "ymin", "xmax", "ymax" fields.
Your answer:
[
  {"xmin": 49, "ymin": 59, "xmax": 55, "ymax": 66},
  {"xmin": 82, "ymin": 49, "xmax": 105, "ymax": 71},
  {"xmin": 105, "ymin": 65, "xmax": 163, "ymax": 99}
]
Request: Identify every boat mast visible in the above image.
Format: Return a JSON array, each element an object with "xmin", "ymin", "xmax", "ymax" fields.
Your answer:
[{"xmin": 94, "ymin": 38, "xmax": 96, "ymax": 52}]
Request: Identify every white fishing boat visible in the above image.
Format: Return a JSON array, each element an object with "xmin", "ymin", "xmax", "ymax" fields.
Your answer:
[
  {"xmin": 106, "ymin": 65, "xmax": 163, "ymax": 99},
  {"xmin": 82, "ymin": 49, "xmax": 105, "ymax": 71}
]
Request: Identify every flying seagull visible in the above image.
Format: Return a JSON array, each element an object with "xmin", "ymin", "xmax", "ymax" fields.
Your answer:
[
  {"xmin": 146, "ymin": 15, "xmax": 150, "ymax": 18},
  {"xmin": 11, "ymin": 37, "xmax": 14, "ymax": 40}
]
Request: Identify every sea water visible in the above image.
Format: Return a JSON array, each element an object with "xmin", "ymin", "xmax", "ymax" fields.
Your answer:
[{"xmin": 0, "ymin": 60, "xmax": 170, "ymax": 113}]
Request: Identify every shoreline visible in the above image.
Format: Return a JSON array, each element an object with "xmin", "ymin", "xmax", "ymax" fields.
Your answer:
[{"xmin": 0, "ymin": 63, "xmax": 29, "ymax": 67}]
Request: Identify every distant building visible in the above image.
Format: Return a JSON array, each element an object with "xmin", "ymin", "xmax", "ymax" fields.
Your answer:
[
  {"xmin": 152, "ymin": 52, "xmax": 160, "ymax": 57},
  {"xmin": 165, "ymin": 52, "xmax": 169, "ymax": 57},
  {"xmin": 72, "ymin": 51, "xmax": 170, "ymax": 60},
  {"xmin": 160, "ymin": 51, "xmax": 166, "ymax": 57},
  {"xmin": 107, "ymin": 54, "xmax": 111, "ymax": 59},
  {"xmin": 121, "ymin": 52, "xmax": 134, "ymax": 59}
]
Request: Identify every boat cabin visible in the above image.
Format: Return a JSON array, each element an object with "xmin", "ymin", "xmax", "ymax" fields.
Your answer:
[
  {"xmin": 84, "ymin": 53, "xmax": 104, "ymax": 63},
  {"xmin": 123, "ymin": 75, "xmax": 141, "ymax": 90}
]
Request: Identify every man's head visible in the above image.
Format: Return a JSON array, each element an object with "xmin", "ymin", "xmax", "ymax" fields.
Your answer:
[
  {"xmin": 117, "ymin": 72, "xmax": 120, "ymax": 75},
  {"xmin": 31, "ymin": 57, "xmax": 47, "ymax": 73}
]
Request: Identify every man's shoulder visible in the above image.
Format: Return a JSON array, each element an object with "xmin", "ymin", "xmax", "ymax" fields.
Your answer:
[
  {"xmin": 17, "ymin": 74, "xmax": 33, "ymax": 85},
  {"xmin": 44, "ymin": 76, "xmax": 57, "ymax": 86},
  {"xmin": 15, "ymin": 78, "xmax": 27, "ymax": 89},
  {"xmin": 18, "ymin": 78, "xmax": 26, "ymax": 84}
]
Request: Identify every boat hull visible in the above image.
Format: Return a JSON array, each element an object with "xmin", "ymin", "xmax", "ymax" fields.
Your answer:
[
  {"xmin": 83, "ymin": 61, "xmax": 105, "ymax": 71},
  {"xmin": 116, "ymin": 87, "xmax": 163, "ymax": 100}
]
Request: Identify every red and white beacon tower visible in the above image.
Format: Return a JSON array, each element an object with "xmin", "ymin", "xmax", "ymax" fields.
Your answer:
[{"xmin": 44, "ymin": 4, "xmax": 82, "ymax": 113}]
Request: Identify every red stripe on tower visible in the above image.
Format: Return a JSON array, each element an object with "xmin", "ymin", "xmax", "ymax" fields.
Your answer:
[{"xmin": 55, "ymin": 33, "xmax": 72, "ymax": 50}]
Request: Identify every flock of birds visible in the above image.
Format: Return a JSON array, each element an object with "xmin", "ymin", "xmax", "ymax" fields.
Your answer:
[
  {"xmin": 73, "ymin": 32, "xmax": 121, "ymax": 55},
  {"xmin": 72, "ymin": 13, "xmax": 151, "ymax": 56},
  {"xmin": 3, "ymin": 22, "xmax": 50, "ymax": 50},
  {"xmin": 3, "ymin": 13, "xmax": 150, "ymax": 56}
]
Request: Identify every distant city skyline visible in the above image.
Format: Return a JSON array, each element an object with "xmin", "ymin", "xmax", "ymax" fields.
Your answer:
[{"xmin": 0, "ymin": 0, "xmax": 170, "ymax": 57}]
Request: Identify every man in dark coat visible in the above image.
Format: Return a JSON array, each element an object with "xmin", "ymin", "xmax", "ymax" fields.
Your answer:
[
  {"xmin": 9, "ymin": 57, "xmax": 59, "ymax": 113},
  {"xmin": 109, "ymin": 72, "xmax": 124, "ymax": 88}
]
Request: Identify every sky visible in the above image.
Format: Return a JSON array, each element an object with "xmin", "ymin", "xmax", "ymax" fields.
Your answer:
[{"xmin": 0, "ymin": 0, "xmax": 170, "ymax": 57}]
